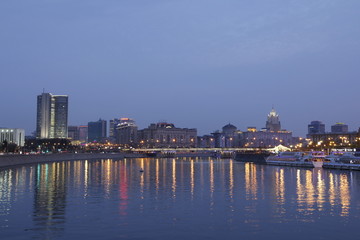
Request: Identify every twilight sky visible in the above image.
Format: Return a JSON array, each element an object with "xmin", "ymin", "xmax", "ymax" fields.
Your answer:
[{"xmin": 1, "ymin": 0, "xmax": 360, "ymax": 137}]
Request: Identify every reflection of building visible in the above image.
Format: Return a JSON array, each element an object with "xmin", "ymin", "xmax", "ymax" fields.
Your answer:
[
  {"xmin": 36, "ymin": 92, "xmax": 68, "ymax": 139},
  {"xmin": 331, "ymin": 123, "xmax": 348, "ymax": 133},
  {"xmin": 88, "ymin": 119, "xmax": 107, "ymax": 142},
  {"xmin": 308, "ymin": 121, "xmax": 325, "ymax": 135},
  {"xmin": 266, "ymin": 108, "xmax": 281, "ymax": 132},
  {"xmin": 138, "ymin": 122, "xmax": 197, "ymax": 148},
  {"xmin": 116, "ymin": 118, "xmax": 138, "ymax": 146},
  {"xmin": 0, "ymin": 128, "xmax": 25, "ymax": 146},
  {"xmin": 33, "ymin": 163, "xmax": 67, "ymax": 237}
]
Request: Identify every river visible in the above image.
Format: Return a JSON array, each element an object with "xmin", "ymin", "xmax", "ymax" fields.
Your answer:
[{"xmin": 1, "ymin": 157, "xmax": 360, "ymax": 239}]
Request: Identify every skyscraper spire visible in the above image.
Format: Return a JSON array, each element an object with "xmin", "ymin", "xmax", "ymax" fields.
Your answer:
[{"xmin": 266, "ymin": 107, "xmax": 281, "ymax": 132}]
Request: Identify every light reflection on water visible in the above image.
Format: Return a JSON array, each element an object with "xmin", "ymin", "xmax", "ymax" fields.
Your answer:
[{"xmin": 1, "ymin": 158, "xmax": 360, "ymax": 239}]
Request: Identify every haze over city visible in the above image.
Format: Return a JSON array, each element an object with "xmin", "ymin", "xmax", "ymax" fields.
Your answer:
[{"xmin": 1, "ymin": 0, "xmax": 360, "ymax": 136}]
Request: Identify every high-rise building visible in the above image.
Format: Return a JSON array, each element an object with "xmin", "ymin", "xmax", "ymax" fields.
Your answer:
[
  {"xmin": 265, "ymin": 108, "xmax": 281, "ymax": 132},
  {"xmin": 331, "ymin": 123, "xmax": 348, "ymax": 133},
  {"xmin": 308, "ymin": 121, "xmax": 325, "ymax": 135},
  {"xmin": 88, "ymin": 119, "xmax": 107, "ymax": 142},
  {"xmin": 115, "ymin": 118, "xmax": 138, "ymax": 146},
  {"xmin": 36, "ymin": 93, "xmax": 68, "ymax": 139},
  {"xmin": 109, "ymin": 118, "xmax": 121, "ymax": 138}
]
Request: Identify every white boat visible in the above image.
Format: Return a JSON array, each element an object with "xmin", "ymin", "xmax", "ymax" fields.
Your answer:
[
  {"xmin": 265, "ymin": 152, "xmax": 310, "ymax": 167},
  {"xmin": 266, "ymin": 151, "xmax": 327, "ymax": 168},
  {"xmin": 302, "ymin": 151, "xmax": 327, "ymax": 168}
]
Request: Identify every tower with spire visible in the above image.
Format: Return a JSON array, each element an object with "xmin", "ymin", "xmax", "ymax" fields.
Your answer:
[{"xmin": 266, "ymin": 107, "xmax": 281, "ymax": 132}]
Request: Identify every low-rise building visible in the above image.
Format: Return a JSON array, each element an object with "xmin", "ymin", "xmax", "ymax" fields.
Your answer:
[
  {"xmin": 0, "ymin": 128, "xmax": 25, "ymax": 147},
  {"xmin": 138, "ymin": 122, "xmax": 197, "ymax": 148}
]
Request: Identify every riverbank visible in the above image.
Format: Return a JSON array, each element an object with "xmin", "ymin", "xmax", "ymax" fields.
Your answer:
[
  {"xmin": 0, "ymin": 153, "xmax": 131, "ymax": 168},
  {"xmin": 0, "ymin": 151, "xmax": 215, "ymax": 168}
]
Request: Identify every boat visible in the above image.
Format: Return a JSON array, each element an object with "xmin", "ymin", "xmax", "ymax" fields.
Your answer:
[
  {"xmin": 266, "ymin": 152, "xmax": 306, "ymax": 166},
  {"xmin": 266, "ymin": 151, "xmax": 327, "ymax": 168},
  {"xmin": 302, "ymin": 151, "xmax": 327, "ymax": 168},
  {"xmin": 322, "ymin": 151, "xmax": 360, "ymax": 170}
]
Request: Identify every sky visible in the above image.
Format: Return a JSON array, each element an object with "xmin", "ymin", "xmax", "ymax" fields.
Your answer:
[{"xmin": 1, "ymin": 0, "xmax": 360, "ymax": 137}]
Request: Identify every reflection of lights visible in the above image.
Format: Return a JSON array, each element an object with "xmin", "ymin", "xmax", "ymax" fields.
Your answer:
[
  {"xmin": 229, "ymin": 159, "xmax": 234, "ymax": 199},
  {"xmin": 210, "ymin": 159, "xmax": 214, "ymax": 193},
  {"xmin": 140, "ymin": 159, "xmax": 144, "ymax": 198},
  {"xmin": 329, "ymin": 173, "xmax": 335, "ymax": 206},
  {"xmin": 245, "ymin": 163, "xmax": 257, "ymax": 200},
  {"xmin": 275, "ymin": 169, "xmax": 285, "ymax": 206},
  {"xmin": 305, "ymin": 170, "xmax": 315, "ymax": 209},
  {"xmin": 156, "ymin": 159, "xmax": 159, "ymax": 191},
  {"xmin": 316, "ymin": 169, "xmax": 325, "ymax": 210},
  {"xmin": 172, "ymin": 159, "xmax": 176, "ymax": 198},
  {"xmin": 340, "ymin": 174, "xmax": 350, "ymax": 217},
  {"xmin": 119, "ymin": 160, "xmax": 128, "ymax": 216},
  {"xmin": 190, "ymin": 159, "xmax": 194, "ymax": 197}
]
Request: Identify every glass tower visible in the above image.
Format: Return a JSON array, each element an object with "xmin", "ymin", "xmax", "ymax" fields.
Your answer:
[{"xmin": 36, "ymin": 93, "xmax": 68, "ymax": 139}]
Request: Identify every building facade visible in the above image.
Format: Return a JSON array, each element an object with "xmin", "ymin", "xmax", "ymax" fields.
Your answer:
[
  {"xmin": 308, "ymin": 129, "xmax": 360, "ymax": 148},
  {"xmin": 78, "ymin": 125, "xmax": 88, "ymax": 143},
  {"xmin": 138, "ymin": 122, "xmax": 197, "ymax": 148},
  {"xmin": 68, "ymin": 126, "xmax": 79, "ymax": 140},
  {"xmin": 0, "ymin": 128, "xmax": 25, "ymax": 147},
  {"xmin": 115, "ymin": 118, "xmax": 138, "ymax": 146},
  {"xmin": 265, "ymin": 108, "xmax": 281, "ymax": 132},
  {"xmin": 331, "ymin": 123, "xmax": 348, "ymax": 133},
  {"xmin": 36, "ymin": 93, "xmax": 68, "ymax": 139},
  {"xmin": 308, "ymin": 121, "xmax": 325, "ymax": 135},
  {"xmin": 239, "ymin": 108, "xmax": 294, "ymax": 147},
  {"xmin": 109, "ymin": 118, "xmax": 121, "ymax": 138},
  {"xmin": 239, "ymin": 127, "xmax": 293, "ymax": 148},
  {"xmin": 88, "ymin": 119, "xmax": 107, "ymax": 142}
]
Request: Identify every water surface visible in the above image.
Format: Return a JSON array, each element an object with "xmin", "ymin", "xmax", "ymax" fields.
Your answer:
[{"xmin": 1, "ymin": 157, "xmax": 360, "ymax": 239}]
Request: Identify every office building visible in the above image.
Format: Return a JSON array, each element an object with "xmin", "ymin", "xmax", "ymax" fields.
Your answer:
[
  {"xmin": 109, "ymin": 118, "xmax": 121, "ymax": 138},
  {"xmin": 331, "ymin": 123, "xmax": 348, "ymax": 133},
  {"xmin": 115, "ymin": 118, "xmax": 138, "ymax": 146},
  {"xmin": 308, "ymin": 121, "xmax": 325, "ymax": 135},
  {"xmin": 88, "ymin": 119, "xmax": 107, "ymax": 142},
  {"xmin": 0, "ymin": 128, "xmax": 25, "ymax": 147},
  {"xmin": 36, "ymin": 92, "xmax": 68, "ymax": 139}
]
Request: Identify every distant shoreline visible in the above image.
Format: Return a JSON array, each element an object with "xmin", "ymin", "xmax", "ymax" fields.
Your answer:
[
  {"xmin": 0, "ymin": 151, "xmax": 214, "ymax": 168},
  {"xmin": 0, "ymin": 153, "xmax": 131, "ymax": 169}
]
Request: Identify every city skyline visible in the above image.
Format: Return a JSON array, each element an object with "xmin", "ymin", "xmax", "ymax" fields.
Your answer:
[
  {"xmin": 1, "ymin": 91, "xmax": 359, "ymax": 137},
  {"xmin": 1, "ymin": 1, "xmax": 360, "ymax": 136}
]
